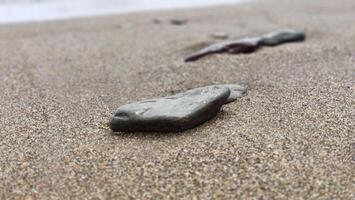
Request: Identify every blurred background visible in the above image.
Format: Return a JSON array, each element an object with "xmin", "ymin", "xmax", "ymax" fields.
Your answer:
[{"xmin": 0, "ymin": 0, "xmax": 244, "ymax": 24}]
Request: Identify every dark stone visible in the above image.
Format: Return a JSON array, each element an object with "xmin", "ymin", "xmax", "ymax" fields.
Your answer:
[
  {"xmin": 153, "ymin": 19, "xmax": 163, "ymax": 24},
  {"xmin": 185, "ymin": 30, "xmax": 306, "ymax": 62},
  {"xmin": 184, "ymin": 37, "xmax": 260, "ymax": 62},
  {"xmin": 110, "ymin": 85, "xmax": 231, "ymax": 133},
  {"xmin": 170, "ymin": 18, "xmax": 188, "ymax": 25},
  {"xmin": 259, "ymin": 30, "xmax": 306, "ymax": 46}
]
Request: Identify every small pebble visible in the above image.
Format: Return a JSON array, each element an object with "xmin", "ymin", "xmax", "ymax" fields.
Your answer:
[
  {"xmin": 211, "ymin": 32, "xmax": 229, "ymax": 39},
  {"xmin": 170, "ymin": 18, "xmax": 188, "ymax": 25},
  {"xmin": 153, "ymin": 19, "xmax": 163, "ymax": 24}
]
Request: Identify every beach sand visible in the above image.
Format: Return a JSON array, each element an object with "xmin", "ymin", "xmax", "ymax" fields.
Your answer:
[{"xmin": 0, "ymin": 0, "xmax": 354, "ymax": 199}]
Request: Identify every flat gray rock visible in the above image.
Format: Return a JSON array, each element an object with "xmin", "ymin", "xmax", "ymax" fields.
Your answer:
[
  {"xmin": 110, "ymin": 85, "xmax": 231, "ymax": 133},
  {"xmin": 259, "ymin": 29, "xmax": 305, "ymax": 46}
]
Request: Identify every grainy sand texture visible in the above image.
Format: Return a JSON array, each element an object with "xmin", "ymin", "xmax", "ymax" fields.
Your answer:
[{"xmin": 0, "ymin": 0, "xmax": 354, "ymax": 199}]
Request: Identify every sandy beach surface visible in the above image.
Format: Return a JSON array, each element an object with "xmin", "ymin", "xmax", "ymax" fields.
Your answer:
[{"xmin": 0, "ymin": 0, "xmax": 354, "ymax": 199}]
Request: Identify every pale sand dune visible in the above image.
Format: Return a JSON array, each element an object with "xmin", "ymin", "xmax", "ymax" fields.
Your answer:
[{"xmin": 0, "ymin": 0, "xmax": 354, "ymax": 199}]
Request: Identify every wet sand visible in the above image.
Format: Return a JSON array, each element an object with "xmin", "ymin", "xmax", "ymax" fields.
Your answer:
[{"xmin": 0, "ymin": 0, "xmax": 354, "ymax": 199}]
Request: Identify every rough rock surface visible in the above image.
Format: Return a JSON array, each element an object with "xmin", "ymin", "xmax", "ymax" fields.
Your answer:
[
  {"xmin": 110, "ymin": 84, "xmax": 247, "ymax": 132},
  {"xmin": 110, "ymin": 85, "xmax": 231, "ymax": 132}
]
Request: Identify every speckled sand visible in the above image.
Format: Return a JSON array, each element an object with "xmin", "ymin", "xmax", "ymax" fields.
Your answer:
[{"xmin": 0, "ymin": 0, "xmax": 354, "ymax": 199}]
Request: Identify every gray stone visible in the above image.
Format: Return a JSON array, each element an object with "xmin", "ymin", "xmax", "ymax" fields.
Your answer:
[
  {"xmin": 211, "ymin": 32, "xmax": 229, "ymax": 39},
  {"xmin": 219, "ymin": 84, "xmax": 247, "ymax": 104},
  {"xmin": 110, "ymin": 85, "xmax": 231, "ymax": 133},
  {"xmin": 185, "ymin": 37, "xmax": 260, "ymax": 62},
  {"xmin": 153, "ymin": 18, "xmax": 163, "ymax": 24},
  {"xmin": 259, "ymin": 30, "xmax": 306, "ymax": 46},
  {"xmin": 170, "ymin": 18, "xmax": 188, "ymax": 25},
  {"xmin": 185, "ymin": 30, "xmax": 306, "ymax": 62}
]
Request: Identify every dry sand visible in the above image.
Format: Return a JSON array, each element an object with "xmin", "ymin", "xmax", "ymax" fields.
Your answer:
[{"xmin": 0, "ymin": 0, "xmax": 354, "ymax": 199}]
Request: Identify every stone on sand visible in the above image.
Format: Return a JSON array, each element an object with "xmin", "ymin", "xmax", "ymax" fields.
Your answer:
[
  {"xmin": 259, "ymin": 29, "xmax": 306, "ymax": 46},
  {"xmin": 170, "ymin": 18, "xmax": 188, "ymax": 25},
  {"xmin": 184, "ymin": 37, "xmax": 260, "ymax": 62},
  {"xmin": 211, "ymin": 32, "xmax": 229, "ymax": 39},
  {"xmin": 185, "ymin": 30, "xmax": 306, "ymax": 62},
  {"xmin": 109, "ymin": 84, "xmax": 246, "ymax": 133}
]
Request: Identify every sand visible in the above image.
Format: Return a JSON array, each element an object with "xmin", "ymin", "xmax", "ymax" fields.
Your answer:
[{"xmin": 0, "ymin": 0, "xmax": 354, "ymax": 199}]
